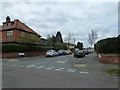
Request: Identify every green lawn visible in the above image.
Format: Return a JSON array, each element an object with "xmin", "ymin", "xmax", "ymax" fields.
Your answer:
[{"xmin": 107, "ymin": 69, "xmax": 120, "ymax": 76}]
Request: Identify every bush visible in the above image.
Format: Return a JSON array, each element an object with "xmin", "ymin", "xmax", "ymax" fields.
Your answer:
[
  {"xmin": 94, "ymin": 36, "xmax": 120, "ymax": 53},
  {"xmin": 1, "ymin": 43, "xmax": 55, "ymax": 53}
]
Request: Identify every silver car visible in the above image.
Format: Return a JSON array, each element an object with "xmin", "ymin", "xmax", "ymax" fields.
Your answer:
[{"xmin": 45, "ymin": 50, "xmax": 58, "ymax": 57}]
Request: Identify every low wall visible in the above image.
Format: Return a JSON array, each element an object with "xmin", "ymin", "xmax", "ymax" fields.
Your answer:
[
  {"xmin": 0, "ymin": 52, "xmax": 46, "ymax": 58},
  {"xmin": 97, "ymin": 53, "xmax": 120, "ymax": 64}
]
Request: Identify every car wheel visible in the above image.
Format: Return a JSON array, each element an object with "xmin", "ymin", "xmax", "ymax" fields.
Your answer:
[{"xmin": 74, "ymin": 55, "xmax": 76, "ymax": 58}]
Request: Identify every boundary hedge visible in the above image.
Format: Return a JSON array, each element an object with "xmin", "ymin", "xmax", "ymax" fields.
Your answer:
[
  {"xmin": 94, "ymin": 36, "xmax": 120, "ymax": 53},
  {"xmin": 1, "ymin": 43, "xmax": 57, "ymax": 53}
]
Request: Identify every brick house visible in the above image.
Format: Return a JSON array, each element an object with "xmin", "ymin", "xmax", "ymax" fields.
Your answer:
[{"xmin": 0, "ymin": 16, "xmax": 41, "ymax": 44}]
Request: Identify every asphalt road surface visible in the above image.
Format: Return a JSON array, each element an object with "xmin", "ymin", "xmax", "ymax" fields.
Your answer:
[{"xmin": 2, "ymin": 54, "xmax": 119, "ymax": 88}]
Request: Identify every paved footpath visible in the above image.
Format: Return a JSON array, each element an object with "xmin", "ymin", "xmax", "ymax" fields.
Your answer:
[{"xmin": 73, "ymin": 53, "xmax": 119, "ymax": 75}]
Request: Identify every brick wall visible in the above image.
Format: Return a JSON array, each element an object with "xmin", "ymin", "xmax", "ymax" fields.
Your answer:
[
  {"xmin": 97, "ymin": 53, "xmax": 120, "ymax": 64},
  {"xmin": 1, "ymin": 52, "xmax": 46, "ymax": 58},
  {"xmin": 1, "ymin": 29, "xmax": 20, "ymax": 43}
]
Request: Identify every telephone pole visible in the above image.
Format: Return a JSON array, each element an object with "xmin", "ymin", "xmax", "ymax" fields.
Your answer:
[{"xmin": 74, "ymin": 37, "xmax": 75, "ymax": 48}]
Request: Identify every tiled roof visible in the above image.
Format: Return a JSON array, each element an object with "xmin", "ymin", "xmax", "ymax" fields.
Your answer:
[
  {"xmin": 14, "ymin": 19, "xmax": 41, "ymax": 37},
  {"xmin": 2, "ymin": 18, "xmax": 41, "ymax": 37}
]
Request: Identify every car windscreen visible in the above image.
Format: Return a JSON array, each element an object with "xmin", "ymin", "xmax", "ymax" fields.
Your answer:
[
  {"xmin": 74, "ymin": 50, "xmax": 83, "ymax": 53},
  {"xmin": 47, "ymin": 50, "xmax": 54, "ymax": 52}
]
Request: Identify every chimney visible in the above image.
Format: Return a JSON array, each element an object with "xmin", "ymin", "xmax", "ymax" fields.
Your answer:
[{"xmin": 6, "ymin": 16, "xmax": 10, "ymax": 23}]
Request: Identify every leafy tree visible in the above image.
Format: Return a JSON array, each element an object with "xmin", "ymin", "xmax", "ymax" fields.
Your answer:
[
  {"xmin": 18, "ymin": 33, "xmax": 41, "ymax": 44},
  {"xmin": 51, "ymin": 35, "xmax": 56, "ymax": 47},
  {"xmin": 76, "ymin": 42, "xmax": 83, "ymax": 50},
  {"xmin": 56, "ymin": 31, "xmax": 63, "ymax": 43},
  {"xmin": 55, "ymin": 42, "xmax": 67, "ymax": 50}
]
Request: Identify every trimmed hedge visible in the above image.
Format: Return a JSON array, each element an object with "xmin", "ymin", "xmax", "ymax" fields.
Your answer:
[
  {"xmin": 1, "ymin": 43, "xmax": 57, "ymax": 53},
  {"xmin": 94, "ymin": 36, "xmax": 120, "ymax": 53}
]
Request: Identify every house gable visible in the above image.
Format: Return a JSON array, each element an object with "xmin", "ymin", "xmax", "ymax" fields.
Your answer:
[{"xmin": 1, "ymin": 16, "xmax": 41, "ymax": 37}]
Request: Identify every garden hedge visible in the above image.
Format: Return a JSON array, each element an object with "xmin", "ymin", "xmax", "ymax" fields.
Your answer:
[
  {"xmin": 1, "ymin": 43, "xmax": 57, "ymax": 53},
  {"xmin": 94, "ymin": 36, "xmax": 120, "ymax": 53}
]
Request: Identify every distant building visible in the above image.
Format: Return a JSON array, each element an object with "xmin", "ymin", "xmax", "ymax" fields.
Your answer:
[
  {"xmin": 64, "ymin": 43, "xmax": 75, "ymax": 49},
  {"xmin": 68, "ymin": 43, "xmax": 75, "ymax": 49},
  {"xmin": 0, "ymin": 16, "xmax": 41, "ymax": 44}
]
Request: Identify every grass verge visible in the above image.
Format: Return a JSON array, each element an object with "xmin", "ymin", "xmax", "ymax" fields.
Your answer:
[{"xmin": 107, "ymin": 69, "xmax": 120, "ymax": 76}]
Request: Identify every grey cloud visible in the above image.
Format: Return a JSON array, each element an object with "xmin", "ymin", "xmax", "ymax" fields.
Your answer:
[{"xmin": 1, "ymin": 2, "xmax": 118, "ymax": 47}]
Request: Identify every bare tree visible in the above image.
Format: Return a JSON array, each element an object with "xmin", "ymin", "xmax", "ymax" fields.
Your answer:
[
  {"xmin": 64, "ymin": 32, "xmax": 73, "ymax": 49},
  {"xmin": 88, "ymin": 30, "xmax": 97, "ymax": 47}
]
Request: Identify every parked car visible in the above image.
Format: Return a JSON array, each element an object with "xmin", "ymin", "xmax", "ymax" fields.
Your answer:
[
  {"xmin": 58, "ymin": 50, "xmax": 65, "ymax": 55},
  {"xmin": 45, "ymin": 50, "xmax": 58, "ymax": 57},
  {"xmin": 67, "ymin": 50, "xmax": 72, "ymax": 54},
  {"xmin": 64, "ymin": 50, "xmax": 72, "ymax": 55},
  {"xmin": 64, "ymin": 50, "xmax": 70, "ymax": 55},
  {"xmin": 74, "ymin": 50, "xmax": 85, "ymax": 58},
  {"xmin": 88, "ymin": 49, "xmax": 94, "ymax": 53},
  {"xmin": 83, "ymin": 49, "xmax": 89, "ymax": 55}
]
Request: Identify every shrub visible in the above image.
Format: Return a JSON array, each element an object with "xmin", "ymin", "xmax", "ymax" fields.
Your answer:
[
  {"xmin": 94, "ymin": 36, "xmax": 120, "ymax": 53},
  {"xmin": 1, "ymin": 43, "xmax": 55, "ymax": 53}
]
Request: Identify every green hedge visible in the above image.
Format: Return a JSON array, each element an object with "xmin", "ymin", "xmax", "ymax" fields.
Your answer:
[
  {"xmin": 1, "ymin": 43, "xmax": 57, "ymax": 53},
  {"xmin": 94, "ymin": 36, "xmax": 120, "ymax": 53}
]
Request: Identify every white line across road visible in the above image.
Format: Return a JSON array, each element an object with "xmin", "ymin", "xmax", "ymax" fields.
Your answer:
[
  {"xmin": 4, "ymin": 64, "xmax": 90, "ymax": 74},
  {"xmin": 79, "ymin": 71, "xmax": 89, "ymax": 74},
  {"xmin": 26, "ymin": 65, "xmax": 36, "ymax": 68},
  {"xmin": 45, "ymin": 67, "xmax": 55, "ymax": 70},
  {"xmin": 66, "ymin": 69, "xmax": 76, "ymax": 72},
  {"xmin": 55, "ymin": 68, "xmax": 64, "ymax": 71},
  {"xmin": 35, "ymin": 66, "xmax": 45, "ymax": 69},
  {"xmin": 56, "ymin": 61, "xmax": 66, "ymax": 63}
]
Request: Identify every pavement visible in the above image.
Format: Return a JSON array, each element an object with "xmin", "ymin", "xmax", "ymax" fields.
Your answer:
[{"xmin": 73, "ymin": 53, "xmax": 119, "ymax": 75}]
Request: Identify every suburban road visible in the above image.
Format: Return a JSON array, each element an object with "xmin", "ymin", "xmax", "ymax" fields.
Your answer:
[{"xmin": 2, "ymin": 54, "xmax": 119, "ymax": 88}]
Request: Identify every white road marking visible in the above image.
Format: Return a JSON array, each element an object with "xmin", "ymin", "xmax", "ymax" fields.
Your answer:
[
  {"xmin": 30, "ymin": 65, "xmax": 36, "ymax": 67},
  {"xmin": 56, "ymin": 61, "xmax": 66, "ymax": 63},
  {"xmin": 45, "ymin": 67, "xmax": 54, "ymax": 70},
  {"xmin": 79, "ymin": 72, "xmax": 89, "ymax": 74},
  {"xmin": 66, "ymin": 69, "xmax": 76, "ymax": 72},
  {"xmin": 55, "ymin": 68, "xmax": 64, "ymax": 71},
  {"xmin": 26, "ymin": 66, "xmax": 31, "ymax": 68},
  {"xmin": 35, "ymin": 66, "xmax": 45, "ymax": 69},
  {"xmin": 26, "ymin": 65, "xmax": 36, "ymax": 68}
]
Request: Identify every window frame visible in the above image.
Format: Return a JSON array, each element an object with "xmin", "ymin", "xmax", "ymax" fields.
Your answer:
[
  {"xmin": 7, "ymin": 31, "xmax": 13, "ymax": 38},
  {"xmin": 20, "ymin": 31, "xmax": 25, "ymax": 36}
]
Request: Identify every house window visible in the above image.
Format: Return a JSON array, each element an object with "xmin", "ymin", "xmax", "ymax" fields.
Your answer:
[
  {"xmin": 3, "ymin": 23, "xmax": 7, "ymax": 26},
  {"xmin": 7, "ymin": 31, "xmax": 13, "ymax": 37},
  {"xmin": 8, "ymin": 22, "xmax": 12, "ymax": 26},
  {"xmin": 20, "ymin": 32, "xmax": 25, "ymax": 36}
]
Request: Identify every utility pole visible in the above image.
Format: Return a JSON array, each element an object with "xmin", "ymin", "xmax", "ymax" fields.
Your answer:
[{"xmin": 74, "ymin": 38, "xmax": 75, "ymax": 48}]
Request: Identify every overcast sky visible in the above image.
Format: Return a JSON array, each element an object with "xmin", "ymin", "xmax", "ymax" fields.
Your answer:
[{"xmin": 0, "ymin": 1, "xmax": 118, "ymax": 47}]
